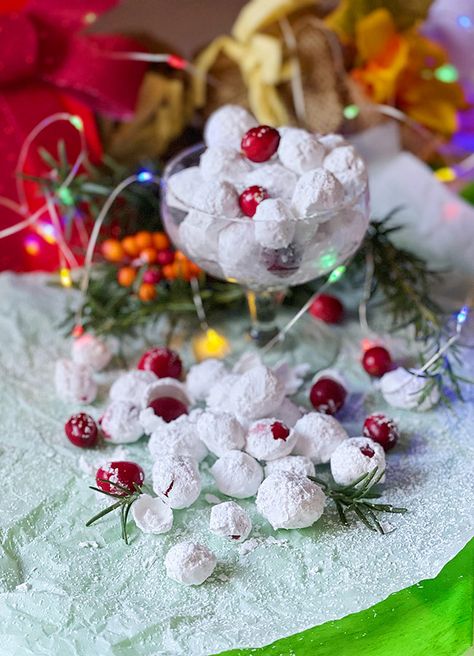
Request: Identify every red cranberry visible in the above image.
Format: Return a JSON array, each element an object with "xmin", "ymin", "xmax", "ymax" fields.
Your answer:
[
  {"xmin": 261, "ymin": 243, "xmax": 302, "ymax": 278},
  {"xmin": 363, "ymin": 413, "xmax": 399, "ymax": 451},
  {"xmin": 96, "ymin": 461, "xmax": 145, "ymax": 496},
  {"xmin": 137, "ymin": 347, "xmax": 182, "ymax": 379},
  {"xmin": 142, "ymin": 267, "xmax": 162, "ymax": 284},
  {"xmin": 148, "ymin": 396, "xmax": 188, "ymax": 423},
  {"xmin": 156, "ymin": 249, "xmax": 175, "ymax": 266},
  {"xmin": 360, "ymin": 445, "xmax": 375, "ymax": 458},
  {"xmin": 64, "ymin": 413, "xmax": 98, "ymax": 448},
  {"xmin": 270, "ymin": 421, "xmax": 290, "ymax": 441},
  {"xmin": 239, "ymin": 185, "xmax": 269, "ymax": 217},
  {"xmin": 241, "ymin": 125, "xmax": 280, "ymax": 162},
  {"xmin": 309, "ymin": 377, "xmax": 347, "ymax": 415},
  {"xmin": 309, "ymin": 294, "xmax": 344, "ymax": 324},
  {"xmin": 362, "ymin": 346, "xmax": 392, "ymax": 377}
]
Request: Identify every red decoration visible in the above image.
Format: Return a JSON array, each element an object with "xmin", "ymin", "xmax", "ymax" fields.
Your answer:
[
  {"xmin": 309, "ymin": 294, "xmax": 344, "ymax": 324},
  {"xmin": 96, "ymin": 461, "xmax": 145, "ymax": 495},
  {"xmin": 270, "ymin": 421, "xmax": 290, "ymax": 441},
  {"xmin": 148, "ymin": 397, "xmax": 188, "ymax": 423},
  {"xmin": 137, "ymin": 347, "xmax": 183, "ymax": 379},
  {"xmin": 241, "ymin": 126, "xmax": 280, "ymax": 162},
  {"xmin": 0, "ymin": 1, "xmax": 148, "ymax": 272},
  {"xmin": 64, "ymin": 412, "xmax": 98, "ymax": 448},
  {"xmin": 239, "ymin": 185, "xmax": 269, "ymax": 217},
  {"xmin": 309, "ymin": 377, "xmax": 347, "ymax": 415},
  {"xmin": 363, "ymin": 413, "xmax": 399, "ymax": 451},
  {"xmin": 362, "ymin": 346, "xmax": 393, "ymax": 377}
]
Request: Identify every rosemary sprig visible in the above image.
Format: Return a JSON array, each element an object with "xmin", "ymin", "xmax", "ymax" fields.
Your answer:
[
  {"xmin": 351, "ymin": 212, "xmax": 444, "ymax": 342},
  {"xmin": 309, "ymin": 468, "xmax": 407, "ymax": 534},
  {"xmin": 86, "ymin": 479, "xmax": 145, "ymax": 544}
]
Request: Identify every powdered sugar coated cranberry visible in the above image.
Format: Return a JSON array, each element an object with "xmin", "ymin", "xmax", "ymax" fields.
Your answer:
[
  {"xmin": 96, "ymin": 461, "xmax": 145, "ymax": 496},
  {"xmin": 64, "ymin": 412, "xmax": 98, "ymax": 448},
  {"xmin": 137, "ymin": 347, "xmax": 182, "ymax": 379}
]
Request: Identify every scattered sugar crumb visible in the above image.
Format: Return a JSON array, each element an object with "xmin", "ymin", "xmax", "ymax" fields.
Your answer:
[
  {"xmin": 238, "ymin": 535, "xmax": 289, "ymax": 556},
  {"xmin": 79, "ymin": 541, "xmax": 100, "ymax": 549},
  {"xmin": 205, "ymin": 494, "xmax": 222, "ymax": 505},
  {"xmin": 308, "ymin": 565, "xmax": 322, "ymax": 575},
  {"xmin": 380, "ymin": 522, "xmax": 397, "ymax": 534},
  {"xmin": 15, "ymin": 582, "xmax": 31, "ymax": 592},
  {"xmin": 217, "ymin": 573, "xmax": 230, "ymax": 582}
]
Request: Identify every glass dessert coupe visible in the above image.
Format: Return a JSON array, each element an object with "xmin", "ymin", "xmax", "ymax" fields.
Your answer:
[{"xmin": 161, "ymin": 143, "xmax": 370, "ymax": 367}]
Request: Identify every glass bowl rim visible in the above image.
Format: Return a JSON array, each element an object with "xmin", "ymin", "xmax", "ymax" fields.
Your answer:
[{"xmin": 161, "ymin": 142, "xmax": 369, "ymax": 224}]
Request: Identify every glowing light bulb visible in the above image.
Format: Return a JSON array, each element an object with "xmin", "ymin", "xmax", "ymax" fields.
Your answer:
[
  {"xmin": 36, "ymin": 222, "xmax": 57, "ymax": 245},
  {"xmin": 457, "ymin": 305, "xmax": 469, "ymax": 325},
  {"xmin": 69, "ymin": 115, "xmax": 84, "ymax": 131},
  {"xmin": 457, "ymin": 15, "xmax": 472, "ymax": 29},
  {"xmin": 435, "ymin": 167, "xmax": 456, "ymax": 182},
  {"xmin": 343, "ymin": 104, "xmax": 360, "ymax": 120},
  {"xmin": 24, "ymin": 236, "xmax": 40, "ymax": 256},
  {"xmin": 83, "ymin": 12, "xmax": 97, "ymax": 25},
  {"xmin": 434, "ymin": 64, "xmax": 459, "ymax": 83},
  {"xmin": 167, "ymin": 54, "xmax": 187, "ymax": 70},
  {"xmin": 72, "ymin": 324, "xmax": 84, "ymax": 338},
  {"xmin": 58, "ymin": 186, "xmax": 75, "ymax": 206},
  {"xmin": 60, "ymin": 267, "xmax": 72, "ymax": 288},
  {"xmin": 192, "ymin": 328, "xmax": 231, "ymax": 361},
  {"xmin": 319, "ymin": 250, "xmax": 337, "ymax": 269},
  {"xmin": 137, "ymin": 171, "xmax": 153, "ymax": 183},
  {"xmin": 328, "ymin": 265, "xmax": 346, "ymax": 284}
]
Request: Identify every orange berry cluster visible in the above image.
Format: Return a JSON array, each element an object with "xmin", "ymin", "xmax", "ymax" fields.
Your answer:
[{"xmin": 101, "ymin": 231, "xmax": 201, "ymax": 302}]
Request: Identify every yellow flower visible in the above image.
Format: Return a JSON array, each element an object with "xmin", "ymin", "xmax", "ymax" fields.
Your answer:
[
  {"xmin": 346, "ymin": 8, "xmax": 466, "ymax": 135},
  {"xmin": 351, "ymin": 9, "xmax": 409, "ymax": 103}
]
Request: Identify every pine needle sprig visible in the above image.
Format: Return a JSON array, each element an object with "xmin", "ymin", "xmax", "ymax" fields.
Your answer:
[
  {"xmin": 86, "ymin": 480, "xmax": 145, "ymax": 544},
  {"xmin": 352, "ymin": 213, "xmax": 445, "ymax": 342},
  {"xmin": 309, "ymin": 468, "xmax": 407, "ymax": 534}
]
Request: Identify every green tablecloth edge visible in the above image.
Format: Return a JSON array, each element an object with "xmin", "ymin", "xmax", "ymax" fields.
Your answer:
[{"xmin": 216, "ymin": 538, "xmax": 474, "ymax": 656}]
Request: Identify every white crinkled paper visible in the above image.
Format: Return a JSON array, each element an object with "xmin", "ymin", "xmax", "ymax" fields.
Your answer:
[{"xmin": 0, "ymin": 273, "xmax": 473, "ymax": 656}]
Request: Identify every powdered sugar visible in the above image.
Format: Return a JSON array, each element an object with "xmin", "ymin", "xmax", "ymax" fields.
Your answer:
[
  {"xmin": 330, "ymin": 437, "xmax": 386, "ymax": 486},
  {"xmin": 211, "ymin": 450, "xmax": 263, "ymax": 499},
  {"xmin": 149, "ymin": 415, "xmax": 208, "ymax": 462},
  {"xmin": 209, "ymin": 501, "xmax": 252, "ymax": 542},
  {"xmin": 152, "ymin": 455, "xmax": 201, "ymax": 509},
  {"xmin": 293, "ymin": 412, "xmax": 348, "ymax": 464},
  {"xmin": 54, "ymin": 358, "xmax": 97, "ymax": 405},
  {"xmin": 196, "ymin": 411, "xmax": 245, "ymax": 456},
  {"xmin": 132, "ymin": 493, "xmax": 173, "ymax": 534},
  {"xmin": 164, "ymin": 541, "xmax": 217, "ymax": 586},
  {"xmin": 256, "ymin": 472, "xmax": 326, "ymax": 529}
]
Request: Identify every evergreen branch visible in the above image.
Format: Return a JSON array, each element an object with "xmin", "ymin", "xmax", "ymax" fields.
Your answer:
[{"xmin": 310, "ymin": 469, "xmax": 407, "ymax": 534}]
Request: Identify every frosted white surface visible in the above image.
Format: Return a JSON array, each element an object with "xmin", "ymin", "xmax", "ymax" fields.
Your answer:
[{"xmin": 0, "ymin": 273, "xmax": 473, "ymax": 656}]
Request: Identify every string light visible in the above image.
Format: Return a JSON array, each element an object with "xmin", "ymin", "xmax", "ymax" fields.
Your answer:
[
  {"xmin": 137, "ymin": 171, "xmax": 154, "ymax": 183},
  {"xmin": 57, "ymin": 186, "xmax": 75, "ymax": 206},
  {"xmin": 192, "ymin": 328, "xmax": 231, "ymax": 362},
  {"xmin": 435, "ymin": 166, "xmax": 456, "ymax": 182},
  {"xmin": 434, "ymin": 64, "xmax": 459, "ymax": 83},
  {"xmin": 24, "ymin": 236, "xmax": 41, "ymax": 256},
  {"xmin": 328, "ymin": 265, "xmax": 346, "ymax": 284},
  {"xmin": 343, "ymin": 104, "xmax": 360, "ymax": 120},
  {"xmin": 72, "ymin": 324, "xmax": 84, "ymax": 338},
  {"xmin": 319, "ymin": 250, "xmax": 338, "ymax": 269},
  {"xmin": 36, "ymin": 222, "xmax": 57, "ymax": 245},
  {"xmin": 456, "ymin": 305, "xmax": 469, "ymax": 326},
  {"xmin": 457, "ymin": 15, "xmax": 472, "ymax": 29},
  {"xmin": 60, "ymin": 267, "xmax": 72, "ymax": 288},
  {"xmin": 69, "ymin": 115, "xmax": 84, "ymax": 131}
]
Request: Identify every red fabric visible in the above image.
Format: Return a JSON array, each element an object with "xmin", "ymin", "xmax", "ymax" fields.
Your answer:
[{"xmin": 0, "ymin": 0, "xmax": 147, "ymax": 272}]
